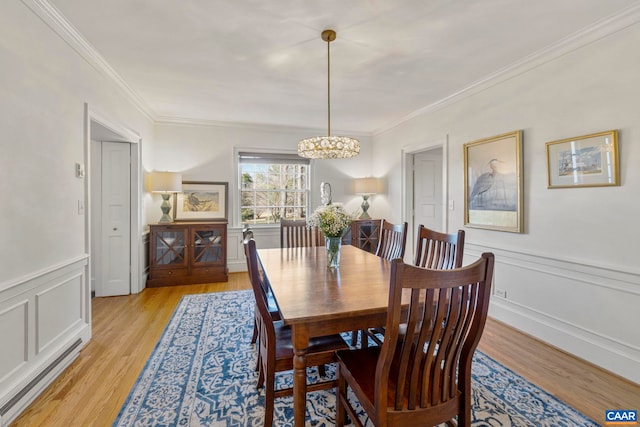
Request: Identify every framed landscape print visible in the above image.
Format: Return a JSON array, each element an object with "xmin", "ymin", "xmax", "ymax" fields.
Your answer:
[
  {"xmin": 174, "ymin": 181, "xmax": 228, "ymax": 221},
  {"xmin": 464, "ymin": 130, "xmax": 523, "ymax": 233},
  {"xmin": 546, "ymin": 130, "xmax": 619, "ymax": 188}
]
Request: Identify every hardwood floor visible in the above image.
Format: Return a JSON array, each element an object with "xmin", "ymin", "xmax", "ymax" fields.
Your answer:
[{"xmin": 10, "ymin": 273, "xmax": 640, "ymax": 426}]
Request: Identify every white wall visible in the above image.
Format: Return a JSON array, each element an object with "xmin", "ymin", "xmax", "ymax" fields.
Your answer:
[
  {"xmin": 1, "ymin": 1, "xmax": 155, "ymax": 286},
  {"xmin": 373, "ymin": 24, "xmax": 640, "ymax": 382},
  {"xmin": 151, "ymin": 122, "xmax": 374, "ymax": 233},
  {"xmin": 0, "ymin": 2, "xmax": 155, "ymax": 421}
]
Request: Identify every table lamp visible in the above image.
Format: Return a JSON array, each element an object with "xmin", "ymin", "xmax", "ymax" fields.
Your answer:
[
  {"xmin": 353, "ymin": 177, "xmax": 380, "ymax": 219},
  {"xmin": 149, "ymin": 171, "xmax": 182, "ymax": 223}
]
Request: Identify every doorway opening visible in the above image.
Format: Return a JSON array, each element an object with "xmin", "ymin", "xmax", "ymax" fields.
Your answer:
[
  {"xmin": 402, "ymin": 138, "xmax": 448, "ymax": 261},
  {"xmin": 85, "ymin": 105, "xmax": 142, "ymax": 297}
]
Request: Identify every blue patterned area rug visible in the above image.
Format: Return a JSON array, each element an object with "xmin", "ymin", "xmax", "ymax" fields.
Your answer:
[{"xmin": 113, "ymin": 291, "xmax": 598, "ymax": 427}]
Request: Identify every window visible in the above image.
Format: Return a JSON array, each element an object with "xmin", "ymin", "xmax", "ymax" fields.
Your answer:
[{"xmin": 238, "ymin": 151, "xmax": 310, "ymax": 225}]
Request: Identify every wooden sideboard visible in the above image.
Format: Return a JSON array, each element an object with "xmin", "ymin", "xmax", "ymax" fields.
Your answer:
[
  {"xmin": 147, "ymin": 222, "xmax": 228, "ymax": 287},
  {"xmin": 343, "ymin": 219, "xmax": 382, "ymax": 254}
]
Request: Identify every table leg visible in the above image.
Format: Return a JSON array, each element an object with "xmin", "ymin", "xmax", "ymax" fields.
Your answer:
[{"xmin": 291, "ymin": 324, "xmax": 309, "ymax": 426}]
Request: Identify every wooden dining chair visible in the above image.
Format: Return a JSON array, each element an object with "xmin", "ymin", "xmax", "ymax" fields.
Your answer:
[
  {"xmin": 280, "ymin": 219, "xmax": 323, "ymax": 248},
  {"xmin": 244, "ymin": 239, "xmax": 349, "ymax": 427},
  {"xmin": 414, "ymin": 225, "xmax": 465, "ymax": 269},
  {"xmin": 374, "ymin": 220, "xmax": 409, "ymax": 260},
  {"xmin": 336, "ymin": 253, "xmax": 495, "ymax": 427},
  {"xmin": 244, "ymin": 233, "xmax": 280, "ymax": 346},
  {"xmin": 353, "ymin": 219, "xmax": 408, "ymax": 347},
  {"xmin": 362, "ymin": 225, "xmax": 465, "ymax": 347}
]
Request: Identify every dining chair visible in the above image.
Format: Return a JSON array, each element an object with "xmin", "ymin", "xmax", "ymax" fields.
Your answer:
[
  {"xmin": 280, "ymin": 219, "xmax": 323, "ymax": 248},
  {"xmin": 414, "ymin": 225, "xmax": 465, "ymax": 269},
  {"xmin": 245, "ymin": 232, "xmax": 280, "ymax": 346},
  {"xmin": 244, "ymin": 238, "xmax": 349, "ymax": 427},
  {"xmin": 374, "ymin": 220, "xmax": 409, "ymax": 260},
  {"xmin": 353, "ymin": 220, "xmax": 408, "ymax": 347},
  {"xmin": 335, "ymin": 253, "xmax": 495, "ymax": 427},
  {"xmin": 362, "ymin": 225, "xmax": 465, "ymax": 347}
]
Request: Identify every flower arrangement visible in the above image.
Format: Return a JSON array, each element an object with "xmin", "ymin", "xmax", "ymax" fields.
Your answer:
[{"xmin": 307, "ymin": 203, "xmax": 354, "ymax": 237}]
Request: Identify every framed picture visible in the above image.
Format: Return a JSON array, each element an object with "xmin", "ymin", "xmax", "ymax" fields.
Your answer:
[
  {"xmin": 174, "ymin": 181, "xmax": 228, "ymax": 221},
  {"xmin": 546, "ymin": 130, "xmax": 619, "ymax": 188},
  {"xmin": 464, "ymin": 130, "xmax": 523, "ymax": 233}
]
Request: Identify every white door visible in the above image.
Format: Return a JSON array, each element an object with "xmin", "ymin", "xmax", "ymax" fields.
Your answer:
[
  {"xmin": 97, "ymin": 141, "xmax": 131, "ymax": 296},
  {"xmin": 413, "ymin": 148, "xmax": 443, "ymax": 233}
]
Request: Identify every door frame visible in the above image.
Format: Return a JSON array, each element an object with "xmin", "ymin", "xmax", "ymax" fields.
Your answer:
[
  {"xmin": 84, "ymin": 103, "xmax": 143, "ymax": 296},
  {"xmin": 401, "ymin": 136, "xmax": 449, "ymax": 261}
]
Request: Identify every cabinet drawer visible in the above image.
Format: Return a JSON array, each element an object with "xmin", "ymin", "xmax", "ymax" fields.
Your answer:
[{"xmin": 151, "ymin": 268, "xmax": 188, "ymax": 279}]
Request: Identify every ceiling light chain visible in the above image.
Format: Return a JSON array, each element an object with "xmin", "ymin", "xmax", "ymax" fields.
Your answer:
[{"xmin": 298, "ymin": 29, "xmax": 360, "ymax": 160}]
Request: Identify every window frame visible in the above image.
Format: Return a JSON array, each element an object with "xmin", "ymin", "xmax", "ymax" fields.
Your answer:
[{"xmin": 235, "ymin": 149, "xmax": 312, "ymax": 227}]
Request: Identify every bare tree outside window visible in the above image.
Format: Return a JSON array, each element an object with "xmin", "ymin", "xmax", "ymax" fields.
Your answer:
[{"xmin": 239, "ymin": 153, "xmax": 309, "ymax": 225}]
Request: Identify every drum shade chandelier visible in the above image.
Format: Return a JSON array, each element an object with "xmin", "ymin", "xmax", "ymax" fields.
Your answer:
[{"xmin": 298, "ymin": 30, "xmax": 360, "ymax": 159}]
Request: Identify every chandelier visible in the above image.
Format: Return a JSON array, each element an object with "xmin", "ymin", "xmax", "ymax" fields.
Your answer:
[{"xmin": 298, "ymin": 30, "xmax": 360, "ymax": 159}]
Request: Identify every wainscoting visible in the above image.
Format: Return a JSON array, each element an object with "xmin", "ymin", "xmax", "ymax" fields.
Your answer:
[
  {"xmin": 466, "ymin": 242, "xmax": 640, "ymax": 384},
  {"xmin": 0, "ymin": 256, "xmax": 90, "ymax": 426},
  {"xmin": 226, "ymin": 226, "xmax": 281, "ymax": 273}
]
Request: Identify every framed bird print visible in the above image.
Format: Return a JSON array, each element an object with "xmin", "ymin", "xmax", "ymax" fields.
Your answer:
[
  {"xmin": 174, "ymin": 181, "xmax": 228, "ymax": 221},
  {"xmin": 464, "ymin": 130, "xmax": 523, "ymax": 233}
]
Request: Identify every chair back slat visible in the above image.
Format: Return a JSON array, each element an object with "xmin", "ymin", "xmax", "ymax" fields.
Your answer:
[
  {"xmin": 376, "ymin": 254, "xmax": 494, "ymax": 423},
  {"xmin": 375, "ymin": 220, "xmax": 408, "ymax": 260},
  {"xmin": 414, "ymin": 225, "xmax": 465, "ymax": 269},
  {"xmin": 280, "ymin": 219, "xmax": 323, "ymax": 248}
]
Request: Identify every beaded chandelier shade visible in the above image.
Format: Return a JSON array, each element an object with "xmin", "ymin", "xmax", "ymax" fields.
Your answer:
[{"xmin": 298, "ymin": 30, "xmax": 360, "ymax": 160}]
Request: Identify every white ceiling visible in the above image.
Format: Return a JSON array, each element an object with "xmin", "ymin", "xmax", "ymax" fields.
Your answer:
[{"xmin": 49, "ymin": 0, "xmax": 639, "ymax": 133}]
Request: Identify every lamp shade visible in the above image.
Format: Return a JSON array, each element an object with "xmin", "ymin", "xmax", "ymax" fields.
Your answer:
[
  {"xmin": 353, "ymin": 177, "xmax": 380, "ymax": 195},
  {"xmin": 149, "ymin": 171, "xmax": 182, "ymax": 193}
]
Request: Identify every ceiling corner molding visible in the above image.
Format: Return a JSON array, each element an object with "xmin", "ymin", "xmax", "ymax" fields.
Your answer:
[
  {"xmin": 20, "ymin": 0, "xmax": 157, "ymax": 122},
  {"xmin": 155, "ymin": 115, "xmax": 373, "ymax": 137},
  {"xmin": 155, "ymin": 115, "xmax": 321, "ymax": 133},
  {"xmin": 374, "ymin": 1, "xmax": 640, "ymax": 136}
]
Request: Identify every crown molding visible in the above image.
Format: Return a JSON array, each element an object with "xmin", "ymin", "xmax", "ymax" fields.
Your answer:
[
  {"xmin": 155, "ymin": 115, "xmax": 373, "ymax": 137},
  {"xmin": 21, "ymin": 0, "xmax": 640, "ymax": 134},
  {"xmin": 21, "ymin": 0, "xmax": 156, "ymax": 122},
  {"xmin": 374, "ymin": 1, "xmax": 640, "ymax": 136}
]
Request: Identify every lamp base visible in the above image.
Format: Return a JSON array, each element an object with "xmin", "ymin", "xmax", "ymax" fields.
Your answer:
[
  {"xmin": 359, "ymin": 195, "xmax": 371, "ymax": 219},
  {"xmin": 158, "ymin": 193, "xmax": 173, "ymax": 223}
]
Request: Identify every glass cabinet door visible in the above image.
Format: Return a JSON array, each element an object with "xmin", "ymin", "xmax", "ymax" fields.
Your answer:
[
  {"xmin": 192, "ymin": 226, "xmax": 224, "ymax": 266},
  {"xmin": 153, "ymin": 229, "xmax": 186, "ymax": 266},
  {"xmin": 354, "ymin": 220, "xmax": 381, "ymax": 253}
]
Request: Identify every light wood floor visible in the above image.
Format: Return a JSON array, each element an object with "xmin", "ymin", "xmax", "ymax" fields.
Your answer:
[{"xmin": 10, "ymin": 273, "xmax": 640, "ymax": 426}]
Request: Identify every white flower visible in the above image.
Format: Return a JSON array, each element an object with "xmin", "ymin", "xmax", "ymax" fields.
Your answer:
[{"xmin": 307, "ymin": 203, "xmax": 355, "ymax": 237}]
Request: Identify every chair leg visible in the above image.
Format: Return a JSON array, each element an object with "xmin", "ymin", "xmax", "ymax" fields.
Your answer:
[
  {"xmin": 335, "ymin": 366, "xmax": 346, "ymax": 427},
  {"xmin": 257, "ymin": 358, "xmax": 265, "ymax": 389},
  {"xmin": 263, "ymin": 368, "xmax": 275, "ymax": 427},
  {"xmin": 318, "ymin": 364, "xmax": 327, "ymax": 377},
  {"xmin": 251, "ymin": 317, "xmax": 258, "ymax": 344},
  {"xmin": 351, "ymin": 330, "xmax": 359, "ymax": 346}
]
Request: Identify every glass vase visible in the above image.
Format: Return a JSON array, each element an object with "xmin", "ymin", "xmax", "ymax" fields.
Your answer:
[{"xmin": 325, "ymin": 236, "xmax": 342, "ymax": 268}]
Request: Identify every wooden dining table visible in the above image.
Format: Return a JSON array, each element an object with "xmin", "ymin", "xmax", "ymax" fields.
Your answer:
[{"xmin": 257, "ymin": 244, "xmax": 393, "ymax": 426}]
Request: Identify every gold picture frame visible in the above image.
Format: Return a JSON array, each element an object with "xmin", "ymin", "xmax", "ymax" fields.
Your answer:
[
  {"xmin": 174, "ymin": 181, "xmax": 228, "ymax": 221},
  {"xmin": 464, "ymin": 130, "xmax": 523, "ymax": 233},
  {"xmin": 545, "ymin": 130, "xmax": 619, "ymax": 188}
]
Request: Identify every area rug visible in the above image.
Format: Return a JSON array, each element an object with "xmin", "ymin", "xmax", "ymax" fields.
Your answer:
[{"xmin": 113, "ymin": 291, "xmax": 598, "ymax": 426}]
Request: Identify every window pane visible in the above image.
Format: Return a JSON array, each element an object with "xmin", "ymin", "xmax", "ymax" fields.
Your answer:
[{"xmin": 238, "ymin": 153, "xmax": 310, "ymax": 225}]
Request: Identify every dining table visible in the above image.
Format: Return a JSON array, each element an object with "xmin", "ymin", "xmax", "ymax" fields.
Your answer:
[{"xmin": 257, "ymin": 244, "xmax": 393, "ymax": 426}]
